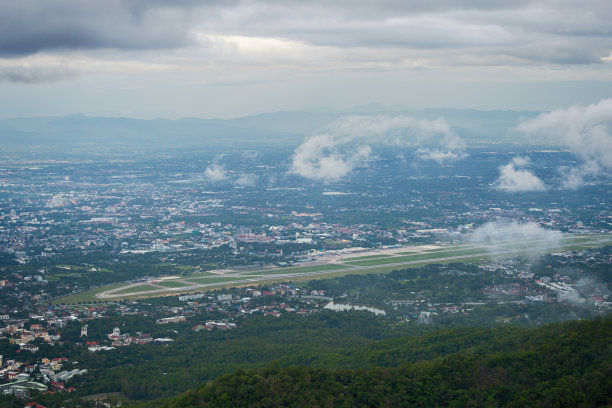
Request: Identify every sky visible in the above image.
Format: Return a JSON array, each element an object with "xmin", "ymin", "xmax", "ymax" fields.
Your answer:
[{"xmin": 1, "ymin": 0, "xmax": 612, "ymax": 119}]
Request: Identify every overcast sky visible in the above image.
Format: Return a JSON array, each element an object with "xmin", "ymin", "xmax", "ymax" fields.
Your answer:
[{"xmin": 1, "ymin": 0, "xmax": 611, "ymax": 118}]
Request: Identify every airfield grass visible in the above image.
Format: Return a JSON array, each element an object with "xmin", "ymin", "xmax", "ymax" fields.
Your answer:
[
  {"xmin": 114, "ymin": 284, "xmax": 160, "ymax": 295},
  {"xmin": 284, "ymin": 255, "xmax": 493, "ymax": 282},
  {"xmin": 154, "ymin": 280, "xmax": 191, "ymax": 288},
  {"xmin": 186, "ymin": 276, "xmax": 254, "ymax": 284},
  {"xmin": 244, "ymin": 264, "xmax": 350, "ymax": 275},
  {"xmin": 180, "ymin": 272, "xmax": 215, "ymax": 278},
  {"xmin": 561, "ymin": 236, "xmax": 591, "ymax": 243},
  {"xmin": 345, "ymin": 256, "xmax": 422, "ymax": 267},
  {"xmin": 554, "ymin": 243, "xmax": 607, "ymax": 252},
  {"xmin": 175, "ymin": 265, "xmax": 201, "ymax": 271},
  {"xmin": 341, "ymin": 254, "xmax": 393, "ymax": 261},
  {"xmin": 397, "ymin": 245, "xmax": 472, "ymax": 255},
  {"xmin": 344, "ymin": 249, "xmax": 489, "ymax": 266},
  {"xmin": 406, "ymin": 248, "xmax": 490, "ymax": 260},
  {"xmin": 50, "ymin": 283, "xmax": 125, "ymax": 305},
  {"xmin": 398, "ymin": 249, "xmax": 451, "ymax": 255}
]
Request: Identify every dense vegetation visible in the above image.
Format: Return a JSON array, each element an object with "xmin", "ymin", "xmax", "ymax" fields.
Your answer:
[
  {"xmin": 157, "ymin": 316, "xmax": 612, "ymax": 407},
  {"xmin": 4, "ymin": 255, "xmax": 609, "ymax": 407}
]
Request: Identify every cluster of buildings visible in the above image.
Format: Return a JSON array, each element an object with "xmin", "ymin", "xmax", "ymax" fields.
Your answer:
[
  {"xmin": 104, "ymin": 327, "xmax": 174, "ymax": 347},
  {"xmin": 192, "ymin": 321, "xmax": 237, "ymax": 331},
  {"xmin": 183, "ymin": 284, "xmax": 328, "ymax": 316},
  {"xmin": 1, "ymin": 151, "xmax": 609, "ymax": 267},
  {"xmin": 0, "ymin": 356, "xmax": 84, "ymax": 397},
  {"xmin": 0, "ymin": 320, "xmax": 62, "ymax": 350}
]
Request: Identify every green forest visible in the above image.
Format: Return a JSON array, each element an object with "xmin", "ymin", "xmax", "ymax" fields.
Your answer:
[
  {"xmin": 9, "ymin": 314, "xmax": 607, "ymax": 407},
  {"xmin": 155, "ymin": 316, "xmax": 612, "ymax": 407}
]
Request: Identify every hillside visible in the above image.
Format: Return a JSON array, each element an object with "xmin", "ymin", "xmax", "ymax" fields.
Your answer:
[
  {"xmin": 0, "ymin": 107, "xmax": 539, "ymax": 147},
  {"xmin": 156, "ymin": 316, "xmax": 612, "ymax": 408}
]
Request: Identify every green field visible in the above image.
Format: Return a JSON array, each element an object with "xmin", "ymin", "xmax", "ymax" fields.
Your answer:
[
  {"xmin": 244, "ymin": 264, "xmax": 350, "ymax": 275},
  {"xmin": 114, "ymin": 284, "xmax": 160, "ymax": 294},
  {"xmin": 186, "ymin": 276, "xmax": 254, "ymax": 284},
  {"xmin": 154, "ymin": 280, "xmax": 191, "ymax": 288},
  {"xmin": 343, "ymin": 252, "xmax": 481, "ymax": 266},
  {"xmin": 397, "ymin": 247, "xmax": 455, "ymax": 255},
  {"xmin": 50, "ymin": 283, "xmax": 125, "ymax": 305},
  {"xmin": 284, "ymin": 255, "xmax": 494, "ymax": 281},
  {"xmin": 406, "ymin": 248, "xmax": 489, "ymax": 260},
  {"xmin": 183, "ymin": 272, "xmax": 215, "ymax": 278},
  {"xmin": 342, "ymin": 254, "xmax": 392, "ymax": 261}
]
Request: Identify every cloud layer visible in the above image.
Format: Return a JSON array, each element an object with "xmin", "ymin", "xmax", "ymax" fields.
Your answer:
[
  {"xmin": 0, "ymin": 1, "xmax": 198, "ymax": 56},
  {"xmin": 2, "ymin": 1, "xmax": 612, "ymax": 65},
  {"xmin": 468, "ymin": 220, "xmax": 563, "ymax": 256},
  {"xmin": 0, "ymin": 66, "xmax": 77, "ymax": 83},
  {"xmin": 289, "ymin": 115, "xmax": 465, "ymax": 181},
  {"xmin": 516, "ymin": 98, "xmax": 612, "ymax": 188},
  {"xmin": 494, "ymin": 156, "xmax": 547, "ymax": 192},
  {"xmin": 2, "ymin": 2, "xmax": 611, "ymax": 118}
]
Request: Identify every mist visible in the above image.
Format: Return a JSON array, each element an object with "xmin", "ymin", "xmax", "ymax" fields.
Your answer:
[{"xmin": 289, "ymin": 115, "xmax": 466, "ymax": 181}]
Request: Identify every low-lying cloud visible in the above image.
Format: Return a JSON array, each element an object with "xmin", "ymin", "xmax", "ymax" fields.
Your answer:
[
  {"xmin": 494, "ymin": 156, "xmax": 547, "ymax": 192},
  {"xmin": 516, "ymin": 99, "xmax": 612, "ymax": 189},
  {"xmin": 416, "ymin": 148, "xmax": 465, "ymax": 164},
  {"xmin": 289, "ymin": 115, "xmax": 465, "ymax": 181},
  {"xmin": 204, "ymin": 163, "xmax": 226, "ymax": 181},
  {"xmin": 234, "ymin": 173, "xmax": 258, "ymax": 186},
  {"xmin": 468, "ymin": 220, "xmax": 563, "ymax": 256}
]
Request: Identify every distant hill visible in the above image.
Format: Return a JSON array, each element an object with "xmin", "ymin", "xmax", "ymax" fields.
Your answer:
[
  {"xmin": 156, "ymin": 316, "xmax": 611, "ymax": 408},
  {"xmin": 0, "ymin": 107, "xmax": 540, "ymax": 147},
  {"xmin": 0, "ymin": 114, "xmax": 304, "ymax": 147}
]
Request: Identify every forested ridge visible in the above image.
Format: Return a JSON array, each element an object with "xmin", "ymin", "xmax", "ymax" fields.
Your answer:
[{"xmin": 155, "ymin": 316, "xmax": 612, "ymax": 408}]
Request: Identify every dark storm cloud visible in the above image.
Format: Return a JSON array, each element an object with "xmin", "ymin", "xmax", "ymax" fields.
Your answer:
[
  {"xmin": 0, "ymin": 0, "xmax": 204, "ymax": 56},
  {"xmin": 1, "ymin": 0, "xmax": 611, "ymax": 66},
  {"xmin": 0, "ymin": 66, "xmax": 77, "ymax": 83}
]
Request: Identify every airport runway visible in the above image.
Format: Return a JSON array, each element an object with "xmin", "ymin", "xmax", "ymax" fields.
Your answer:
[{"xmin": 95, "ymin": 235, "xmax": 610, "ymax": 299}]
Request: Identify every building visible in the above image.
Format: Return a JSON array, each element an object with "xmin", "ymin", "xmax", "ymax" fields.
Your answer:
[
  {"xmin": 418, "ymin": 311, "xmax": 433, "ymax": 324},
  {"xmin": 20, "ymin": 343, "xmax": 39, "ymax": 353},
  {"xmin": 0, "ymin": 380, "xmax": 47, "ymax": 397},
  {"xmin": 155, "ymin": 316, "xmax": 186, "ymax": 325}
]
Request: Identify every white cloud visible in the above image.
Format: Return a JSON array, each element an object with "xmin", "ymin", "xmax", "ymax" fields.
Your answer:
[
  {"xmin": 416, "ymin": 148, "xmax": 466, "ymax": 164},
  {"xmin": 289, "ymin": 115, "xmax": 465, "ymax": 181},
  {"xmin": 234, "ymin": 173, "xmax": 258, "ymax": 186},
  {"xmin": 516, "ymin": 98, "xmax": 612, "ymax": 188},
  {"xmin": 468, "ymin": 220, "xmax": 563, "ymax": 256},
  {"xmin": 494, "ymin": 156, "xmax": 547, "ymax": 192},
  {"xmin": 290, "ymin": 133, "xmax": 371, "ymax": 181},
  {"xmin": 204, "ymin": 163, "xmax": 225, "ymax": 181}
]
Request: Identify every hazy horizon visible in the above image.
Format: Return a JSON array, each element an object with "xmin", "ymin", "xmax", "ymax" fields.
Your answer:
[{"xmin": 1, "ymin": 1, "xmax": 612, "ymax": 119}]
